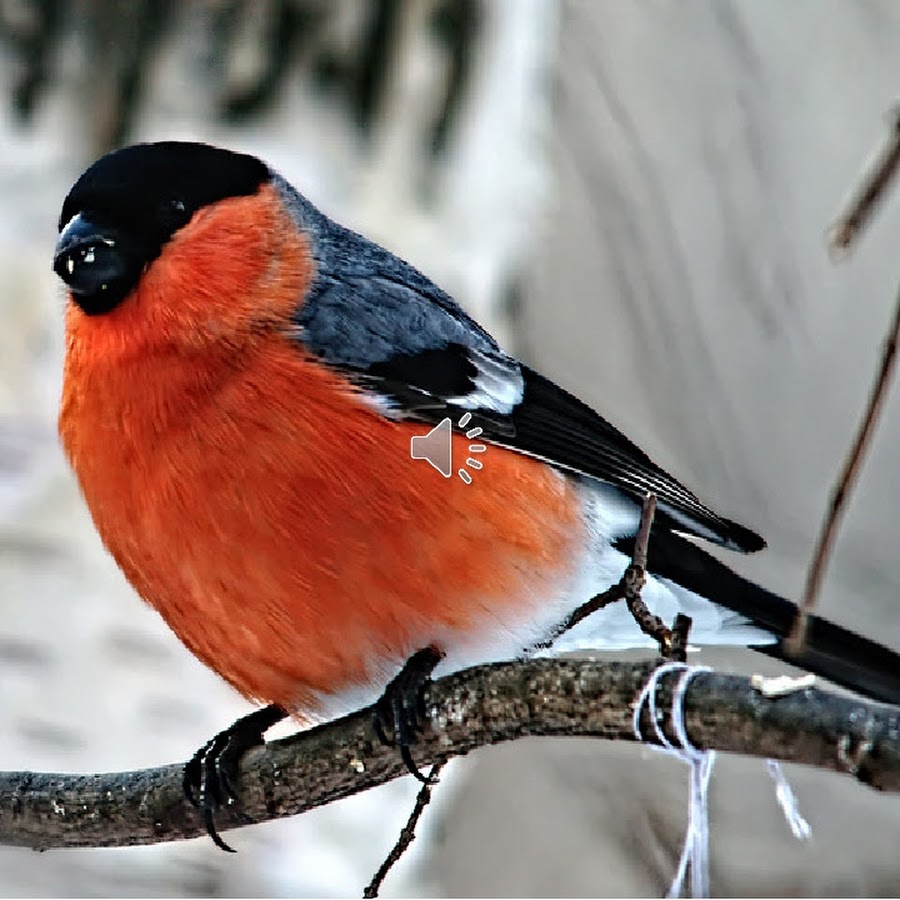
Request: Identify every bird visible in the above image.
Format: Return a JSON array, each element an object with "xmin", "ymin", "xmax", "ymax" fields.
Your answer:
[{"xmin": 53, "ymin": 141, "xmax": 900, "ymax": 849}]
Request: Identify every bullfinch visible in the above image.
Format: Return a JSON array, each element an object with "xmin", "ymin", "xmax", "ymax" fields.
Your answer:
[{"xmin": 52, "ymin": 141, "xmax": 900, "ymax": 849}]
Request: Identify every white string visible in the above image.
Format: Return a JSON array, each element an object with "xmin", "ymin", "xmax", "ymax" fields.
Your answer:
[
  {"xmin": 633, "ymin": 663, "xmax": 715, "ymax": 899},
  {"xmin": 766, "ymin": 759, "xmax": 812, "ymax": 840}
]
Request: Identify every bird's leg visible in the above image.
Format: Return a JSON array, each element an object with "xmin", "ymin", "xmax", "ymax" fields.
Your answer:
[
  {"xmin": 183, "ymin": 703, "xmax": 288, "ymax": 852},
  {"xmin": 373, "ymin": 645, "xmax": 445, "ymax": 784}
]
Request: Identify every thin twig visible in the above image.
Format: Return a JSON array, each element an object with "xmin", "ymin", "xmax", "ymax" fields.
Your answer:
[
  {"xmin": 536, "ymin": 493, "xmax": 658, "ymax": 651},
  {"xmin": 827, "ymin": 107, "xmax": 900, "ymax": 259},
  {"xmin": 533, "ymin": 585, "xmax": 624, "ymax": 650},
  {"xmin": 620, "ymin": 494, "xmax": 687, "ymax": 659},
  {"xmin": 632, "ymin": 492, "xmax": 657, "ymax": 568},
  {"xmin": 668, "ymin": 613, "xmax": 691, "ymax": 662},
  {"xmin": 787, "ymin": 277, "xmax": 900, "ymax": 656},
  {"xmin": 363, "ymin": 762, "xmax": 445, "ymax": 898},
  {"xmin": 789, "ymin": 106, "xmax": 900, "ymax": 655},
  {"xmin": 623, "ymin": 579, "xmax": 677, "ymax": 657}
]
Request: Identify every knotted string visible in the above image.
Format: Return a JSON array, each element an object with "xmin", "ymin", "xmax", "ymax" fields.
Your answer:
[
  {"xmin": 633, "ymin": 664, "xmax": 813, "ymax": 898},
  {"xmin": 633, "ymin": 662, "xmax": 715, "ymax": 899},
  {"xmin": 766, "ymin": 759, "xmax": 811, "ymax": 840}
]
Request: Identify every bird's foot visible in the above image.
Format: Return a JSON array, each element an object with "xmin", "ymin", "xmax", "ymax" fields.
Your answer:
[
  {"xmin": 183, "ymin": 703, "xmax": 287, "ymax": 852},
  {"xmin": 373, "ymin": 646, "xmax": 444, "ymax": 784}
]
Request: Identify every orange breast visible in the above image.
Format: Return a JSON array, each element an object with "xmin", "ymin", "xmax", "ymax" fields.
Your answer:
[{"xmin": 59, "ymin": 187, "xmax": 585, "ymax": 713}]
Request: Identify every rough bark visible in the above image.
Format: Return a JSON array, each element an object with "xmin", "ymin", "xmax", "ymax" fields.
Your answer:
[{"xmin": 0, "ymin": 658, "xmax": 898, "ymax": 851}]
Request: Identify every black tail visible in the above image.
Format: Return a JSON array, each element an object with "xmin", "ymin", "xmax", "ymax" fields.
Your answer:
[{"xmin": 614, "ymin": 530, "xmax": 900, "ymax": 706}]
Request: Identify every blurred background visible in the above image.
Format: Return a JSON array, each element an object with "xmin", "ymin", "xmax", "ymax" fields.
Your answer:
[{"xmin": 2, "ymin": 0, "xmax": 900, "ymax": 895}]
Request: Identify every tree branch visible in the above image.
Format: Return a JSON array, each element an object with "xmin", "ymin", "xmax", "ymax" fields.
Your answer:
[
  {"xmin": 787, "ymin": 275, "xmax": 900, "ymax": 655},
  {"xmin": 790, "ymin": 106, "xmax": 900, "ymax": 653},
  {"xmin": 1, "ymin": 658, "xmax": 899, "ymax": 851},
  {"xmin": 827, "ymin": 106, "xmax": 900, "ymax": 258}
]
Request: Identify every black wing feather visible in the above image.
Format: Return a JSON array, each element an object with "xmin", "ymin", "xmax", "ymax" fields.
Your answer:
[
  {"xmin": 341, "ymin": 348, "xmax": 764, "ymax": 554},
  {"xmin": 505, "ymin": 366, "xmax": 765, "ymax": 552}
]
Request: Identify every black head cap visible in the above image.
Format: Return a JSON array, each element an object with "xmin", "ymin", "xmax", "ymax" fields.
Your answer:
[{"xmin": 54, "ymin": 142, "xmax": 270, "ymax": 314}]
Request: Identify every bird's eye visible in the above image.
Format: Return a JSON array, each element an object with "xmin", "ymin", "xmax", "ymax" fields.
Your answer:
[{"xmin": 160, "ymin": 197, "xmax": 191, "ymax": 228}]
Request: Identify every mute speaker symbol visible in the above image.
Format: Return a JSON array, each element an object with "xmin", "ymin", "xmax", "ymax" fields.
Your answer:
[
  {"xmin": 410, "ymin": 417, "xmax": 453, "ymax": 477},
  {"xmin": 410, "ymin": 413, "xmax": 486, "ymax": 483}
]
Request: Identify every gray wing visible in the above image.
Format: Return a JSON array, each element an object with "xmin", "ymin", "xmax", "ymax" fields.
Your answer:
[{"xmin": 279, "ymin": 179, "xmax": 764, "ymax": 553}]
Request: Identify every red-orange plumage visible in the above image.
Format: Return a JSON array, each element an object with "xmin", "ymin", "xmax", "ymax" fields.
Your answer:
[{"xmin": 60, "ymin": 185, "xmax": 585, "ymax": 714}]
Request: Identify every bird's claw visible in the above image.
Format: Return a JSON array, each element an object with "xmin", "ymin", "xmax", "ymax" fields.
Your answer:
[
  {"xmin": 373, "ymin": 646, "xmax": 444, "ymax": 784},
  {"xmin": 183, "ymin": 703, "xmax": 287, "ymax": 852}
]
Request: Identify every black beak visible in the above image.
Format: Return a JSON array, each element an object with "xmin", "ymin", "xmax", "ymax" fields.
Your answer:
[{"xmin": 54, "ymin": 214, "xmax": 130, "ymax": 314}]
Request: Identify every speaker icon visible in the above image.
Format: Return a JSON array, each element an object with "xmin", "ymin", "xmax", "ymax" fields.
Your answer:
[
  {"xmin": 410, "ymin": 417, "xmax": 453, "ymax": 477},
  {"xmin": 410, "ymin": 413, "xmax": 487, "ymax": 483}
]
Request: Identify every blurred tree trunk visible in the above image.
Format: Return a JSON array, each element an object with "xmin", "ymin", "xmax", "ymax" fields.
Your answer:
[{"xmin": 430, "ymin": 2, "xmax": 900, "ymax": 895}]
